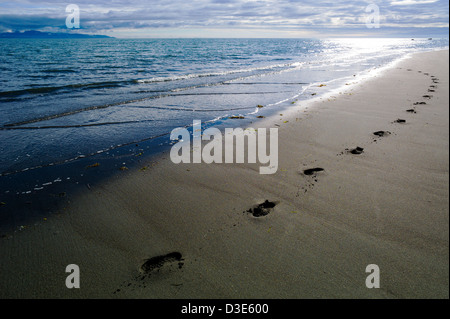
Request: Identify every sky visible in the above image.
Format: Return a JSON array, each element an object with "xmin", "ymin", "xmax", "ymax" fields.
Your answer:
[{"xmin": 0, "ymin": 0, "xmax": 448, "ymax": 38}]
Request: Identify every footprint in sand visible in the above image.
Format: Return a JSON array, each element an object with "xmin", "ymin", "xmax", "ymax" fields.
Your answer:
[
  {"xmin": 406, "ymin": 109, "xmax": 417, "ymax": 113},
  {"xmin": 394, "ymin": 119, "xmax": 406, "ymax": 124},
  {"xmin": 345, "ymin": 146, "xmax": 364, "ymax": 155},
  {"xmin": 303, "ymin": 167, "xmax": 325, "ymax": 176},
  {"xmin": 372, "ymin": 131, "xmax": 392, "ymax": 143},
  {"xmin": 113, "ymin": 252, "xmax": 184, "ymax": 295},
  {"xmin": 413, "ymin": 102, "xmax": 427, "ymax": 105},
  {"xmin": 140, "ymin": 252, "xmax": 184, "ymax": 274},
  {"xmin": 245, "ymin": 200, "xmax": 277, "ymax": 217},
  {"xmin": 297, "ymin": 166, "xmax": 326, "ymax": 195},
  {"xmin": 373, "ymin": 131, "xmax": 391, "ymax": 137},
  {"xmin": 422, "ymin": 95, "xmax": 433, "ymax": 99},
  {"xmin": 337, "ymin": 146, "xmax": 364, "ymax": 156}
]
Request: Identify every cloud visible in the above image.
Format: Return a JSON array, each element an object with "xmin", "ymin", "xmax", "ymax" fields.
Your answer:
[
  {"xmin": 391, "ymin": 0, "xmax": 439, "ymax": 5},
  {"xmin": 0, "ymin": 0, "xmax": 448, "ymax": 37}
]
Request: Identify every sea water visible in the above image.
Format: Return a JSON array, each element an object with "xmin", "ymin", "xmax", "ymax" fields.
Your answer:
[{"xmin": 0, "ymin": 38, "xmax": 448, "ymax": 203}]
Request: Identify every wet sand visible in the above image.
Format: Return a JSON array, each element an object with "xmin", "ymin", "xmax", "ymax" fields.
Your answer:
[{"xmin": 0, "ymin": 50, "xmax": 448, "ymax": 299}]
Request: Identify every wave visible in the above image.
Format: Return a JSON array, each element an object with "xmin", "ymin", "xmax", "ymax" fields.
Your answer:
[
  {"xmin": 2, "ymin": 74, "xmax": 292, "ymax": 127},
  {"xmin": 0, "ymin": 80, "xmax": 133, "ymax": 99},
  {"xmin": 0, "ymin": 105, "xmax": 258, "ymax": 131},
  {"xmin": 136, "ymin": 62, "xmax": 303, "ymax": 84},
  {"xmin": 134, "ymin": 91, "xmax": 289, "ymax": 96},
  {"xmin": 125, "ymin": 105, "xmax": 256, "ymax": 112},
  {"xmin": 0, "ymin": 61, "xmax": 304, "ymax": 102},
  {"xmin": 41, "ymin": 69, "xmax": 77, "ymax": 73},
  {"xmin": 0, "ymin": 119, "xmax": 157, "ymax": 130},
  {"xmin": 0, "ymin": 129, "xmax": 176, "ymax": 177},
  {"xmin": 222, "ymin": 82, "xmax": 309, "ymax": 85},
  {"xmin": 2, "ymin": 97, "xmax": 149, "ymax": 127}
]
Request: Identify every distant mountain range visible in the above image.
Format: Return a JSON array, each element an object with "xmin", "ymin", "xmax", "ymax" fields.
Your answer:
[{"xmin": 0, "ymin": 30, "xmax": 113, "ymax": 39}]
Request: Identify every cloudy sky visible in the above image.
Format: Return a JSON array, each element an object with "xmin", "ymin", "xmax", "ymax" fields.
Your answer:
[{"xmin": 0, "ymin": 0, "xmax": 448, "ymax": 38}]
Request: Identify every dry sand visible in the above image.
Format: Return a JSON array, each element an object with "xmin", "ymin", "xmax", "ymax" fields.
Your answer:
[{"xmin": 0, "ymin": 50, "xmax": 448, "ymax": 299}]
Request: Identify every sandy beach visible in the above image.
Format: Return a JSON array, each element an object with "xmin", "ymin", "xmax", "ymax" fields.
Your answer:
[{"xmin": 0, "ymin": 49, "xmax": 448, "ymax": 299}]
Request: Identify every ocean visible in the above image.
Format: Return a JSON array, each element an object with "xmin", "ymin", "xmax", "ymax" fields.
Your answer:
[{"xmin": 0, "ymin": 37, "xmax": 448, "ymax": 228}]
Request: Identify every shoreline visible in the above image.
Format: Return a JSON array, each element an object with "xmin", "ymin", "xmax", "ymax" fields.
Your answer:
[
  {"xmin": 0, "ymin": 48, "xmax": 414, "ymax": 233},
  {"xmin": 0, "ymin": 49, "xmax": 448, "ymax": 298}
]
